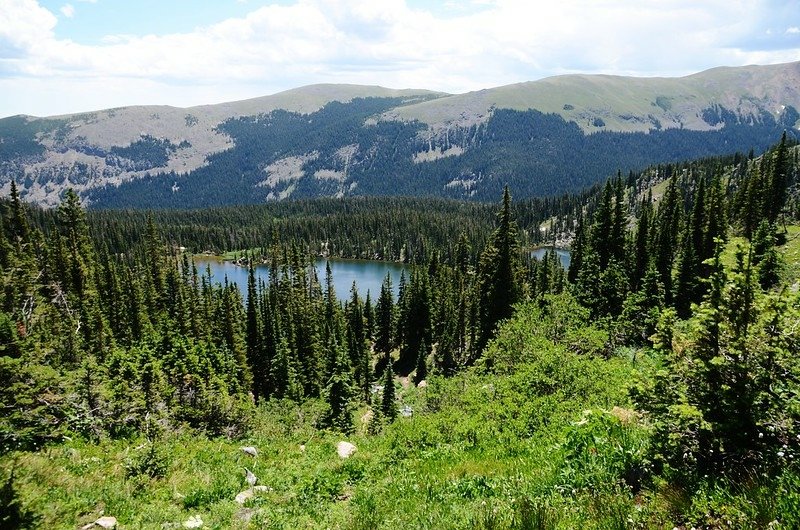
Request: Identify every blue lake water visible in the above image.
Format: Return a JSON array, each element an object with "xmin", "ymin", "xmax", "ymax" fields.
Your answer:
[
  {"xmin": 193, "ymin": 257, "xmax": 408, "ymax": 302},
  {"xmin": 530, "ymin": 247, "xmax": 572, "ymax": 269}
]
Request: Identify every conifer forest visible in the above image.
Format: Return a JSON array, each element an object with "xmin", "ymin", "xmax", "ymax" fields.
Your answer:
[{"xmin": 1, "ymin": 135, "xmax": 800, "ymax": 529}]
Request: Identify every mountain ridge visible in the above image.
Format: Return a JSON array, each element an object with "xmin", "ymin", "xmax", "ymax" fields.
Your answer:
[{"xmin": 1, "ymin": 61, "xmax": 799, "ymax": 207}]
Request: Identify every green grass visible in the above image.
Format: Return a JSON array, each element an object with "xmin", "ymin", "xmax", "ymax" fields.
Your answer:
[
  {"xmin": 720, "ymin": 224, "xmax": 800, "ymax": 284},
  {"xmin": 4, "ymin": 285, "xmax": 800, "ymax": 529},
  {"xmin": 781, "ymin": 224, "xmax": 800, "ymax": 285},
  {"xmin": 3, "ymin": 355, "xmax": 652, "ymax": 529}
]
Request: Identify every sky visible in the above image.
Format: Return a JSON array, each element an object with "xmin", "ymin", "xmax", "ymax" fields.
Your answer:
[{"xmin": 1, "ymin": 0, "xmax": 799, "ymax": 118}]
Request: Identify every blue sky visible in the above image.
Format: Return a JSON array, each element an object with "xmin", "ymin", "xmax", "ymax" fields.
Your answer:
[{"xmin": 2, "ymin": 0, "xmax": 799, "ymax": 118}]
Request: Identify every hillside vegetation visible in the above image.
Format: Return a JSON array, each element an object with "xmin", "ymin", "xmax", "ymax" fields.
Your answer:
[{"xmin": 1, "ymin": 136, "xmax": 799, "ymax": 529}]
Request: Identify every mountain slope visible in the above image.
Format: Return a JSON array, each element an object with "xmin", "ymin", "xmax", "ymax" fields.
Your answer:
[
  {"xmin": 0, "ymin": 86, "xmax": 444, "ymax": 207},
  {"xmin": 1, "ymin": 62, "xmax": 799, "ymax": 208},
  {"xmin": 388, "ymin": 61, "xmax": 800, "ymax": 133}
]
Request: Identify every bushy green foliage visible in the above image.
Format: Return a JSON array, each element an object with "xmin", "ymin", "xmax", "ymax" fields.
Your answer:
[
  {"xmin": 482, "ymin": 294, "xmax": 608, "ymax": 371},
  {"xmin": 124, "ymin": 442, "xmax": 170, "ymax": 480},
  {"xmin": 558, "ymin": 409, "xmax": 650, "ymax": 494},
  {"xmin": 633, "ymin": 249, "xmax": 800, "ymax": 481}
]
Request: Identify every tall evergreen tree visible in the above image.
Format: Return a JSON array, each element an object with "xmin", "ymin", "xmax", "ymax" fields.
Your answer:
[
  {"xmin": 374, "ymin": 273, "xmax": 395, "ymax": 356},
  {"xmin": 653, "ymin": 177, "xmax": 682, "ymax": 306},
  {"xmin": 476, "ymin": 186, "xmax": 520, "ymax": 356},
  {"xmin": 567, "ymin": 208, "xmax": 585, "ymax": 284},
  {"xmin": 380, "ymin": 358, "xmax": 397, "ymax": 422},
  {"xmin": 322, "ymin": 343, "xmax": 355, "ymax": 434},
  {"xmin": 632, "ymin": 191, "xmax": 652, "ymax": 291},
  {"xmin": 414, "ymin": 339, "xmax": 428, "ymax": 385}
]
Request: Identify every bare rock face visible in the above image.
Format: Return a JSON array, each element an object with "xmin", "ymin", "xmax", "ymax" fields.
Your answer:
[{"xmin": 336, "ymin": 441, "xmax": 357, "ymax": 458}]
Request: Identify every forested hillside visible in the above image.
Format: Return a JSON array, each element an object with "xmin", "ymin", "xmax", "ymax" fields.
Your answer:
[
  {"xmin": 87, "ymin": 104, "xmax": 788, "ymax": 208},
  {"xmin": 1, "ymin": 135, "xmax": 799, "ymax": 528},
  {"xmin": 3, "ymin": 62, "xmax": 799, "ymax": 208}
]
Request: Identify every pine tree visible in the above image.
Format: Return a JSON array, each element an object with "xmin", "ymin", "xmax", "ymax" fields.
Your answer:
[
  {"xmin": 567, "ymin": 208, "xmax": 585, "ymax": 284},
  {"xmin": 374, "ymin": 273, "xmax": 395, "ymax": 355},
  {"xmin": 346, "ymin": 282, "xmax": 370, "ymax": 399},
  {"xmin": 673, "ymin": 222, "xmax": 699, "ymax": 319},
  {"xmin": 363, "ymin": 291, "xmax": 375, "ymax": 341},
  {"xmin": 322, "ymin": 343, "xmax": 355, "ymax": 434},
  {"xmin": 380, "ymin": 358, "xmax": 397, "ymax": 422},
  {"xmin": 476, "ymin": 186, "xmax": 520, "ymax": 355},
  {"xmin": 592, "ymin": 180, "xmax": 615, "ymax": 269},
  {"xmin": 414, "ymin": 339, "xmax": 428, "ymax": 385},
  {"xmin": 402, "ymin": 269, "xmax": 432, "ymax": 371},
  {"xmin": 631, "ymin": 191, "xmax": 652, "ymax": 291},
  {"xmin": 7, "ymin": 180, "xmax": 29, "ymax": 246},
  {"xmin": 752, "ymin": 221, "xmax": 782, "ymax": 290},
  {"xmin": 767, "ymin": 131, "xmax": 789, "ymax": 225},
  {"xmin": 653, "ymin": 177, "xmax": 682, "ymax": 306},
  {"xmin": 246, "ymin": 262, "xmax": 267, "ymax": 401},
  {"xmin": 611, "ymin": 175, "xmax": 627, "ymax": 265}
]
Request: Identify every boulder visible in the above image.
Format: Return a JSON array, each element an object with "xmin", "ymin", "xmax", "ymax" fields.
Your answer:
[
  {"xmin": 235, "ymin": 485, "xmax": 270, "ymax": 504},
  {"xmin": 240, "ymin": 446, "xmax": 258, "ymax": 457},
  {"xmin": 401, "ymin": 405, "xmax": 413, "ymax": 417},
  {"xmin": 336, "ymin": 441, "xmax": 357, "ymax": 458},
  {"xmin": 416, "ymin": 380, "xmax": 427, "ymax": 388},
  {"xmin": 183, "ymin": 515, "xmax": 203, "ymax": 528},
  {"xmin": 244, "ymin": 467, "xmax": 257, "ymax": 487},
  {"xmin": 95, "ymin": 516, "xmax": 117, "ymax": 529}
]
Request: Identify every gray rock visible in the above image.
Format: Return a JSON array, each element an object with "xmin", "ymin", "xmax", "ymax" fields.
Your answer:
[
  {"xmin": 95, "ymin": 516, "xmax": 117, "ymax": 529},
  {"xmin": 235, "ymin": 485, "xmax": 270, "ymax": 504},
  {"xmin": 240, "ymin": 446, "xmax": 258, "ymax": 457},
  {"xmin": 244, "ymin": 467, "xmax": 257, "ymax": 487},
  {"xmin": 336, "ymin": 441, "xmax": 357, "ymax": 458},
  {"xmin": 183, "ymin": 515, "xmax": 203, "ymax": 528}
]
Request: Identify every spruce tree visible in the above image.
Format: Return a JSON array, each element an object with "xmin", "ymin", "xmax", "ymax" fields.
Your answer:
[
  {"xmin": 653, "ymin": 177, "xmax": 681, "ymax": 306},
  {"xmin": 414, "ymin": 339, "xmax": 428, "ymax": 385},
  {"xmin": 246, "ymin": 262, "xmax": 267, "ymax": 401},
  {"xmin": 476, "ymin": 186, "xmax": 520, "ymax": 355},
  {"xmin": 632, "ymin": 191, "xmax": 652, "ymax": 291},
  {"xmin": 374, "ymin": 273, "xmax": 395, "ymax": 355},
  {"xmin": 567, "ymin": 208, "xmax": 585, "ymax": 284},
  {"xmin": 768, "ymin": 131, "xmax": 789, "ymax": 225},
  {"xmin": 592, "ymin": 180, "xmax": 615, "ymax": 269},
  {"xmin": 323, "ymin": 343, "xmax": 355, "ymax": 434},
  {"xmin": 380, "ymin": 358, "xmax": 397, "ymax": 422}
]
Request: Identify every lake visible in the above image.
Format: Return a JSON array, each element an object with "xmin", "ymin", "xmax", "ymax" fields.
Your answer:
[
  {"xmin": 193, "ymin": 256, "xmax": 408, "ymax": 302},
  {"xmin": 530, "ymin": 247, "xmax": 572, "ymax": 269}
]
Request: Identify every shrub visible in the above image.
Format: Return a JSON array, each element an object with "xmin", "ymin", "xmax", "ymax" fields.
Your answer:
[{"xmin": 558, "ymin": 409, "xmax": 650, "ymax": 493}]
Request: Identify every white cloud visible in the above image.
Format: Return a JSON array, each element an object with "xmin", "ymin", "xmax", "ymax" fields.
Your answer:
[
  {"xmin": 0, "ymin": 0, "xmax": 799, "ymax": 117},
  {"xmin": 60, "ymin": 4, "xmax": 74, "ymax": 18},
  {"xmin": 788, "ymin": 27, "xmax": 800, "ymax": 34}
]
